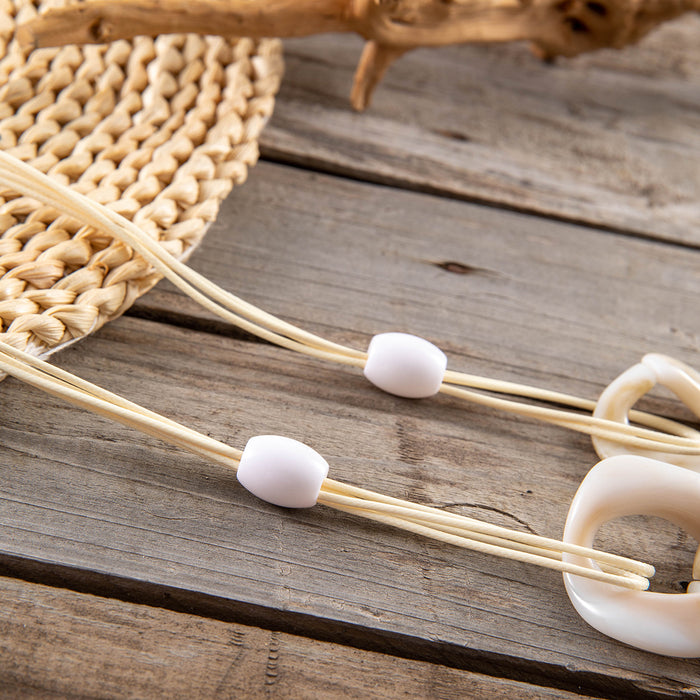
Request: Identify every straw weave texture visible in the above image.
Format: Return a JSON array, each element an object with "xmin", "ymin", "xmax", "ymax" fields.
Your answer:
[{"xmin": 0, "ymin": 0, "xmax": 283, "ymax": 358}]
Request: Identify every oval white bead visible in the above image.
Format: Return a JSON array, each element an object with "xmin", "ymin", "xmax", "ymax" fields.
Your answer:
[
  {"xmin": 363, "ymin": 332, "xmax": 447, "ymax": 399},
  {"xmin": 237, "ymin": 435, "xmax": 329, "ymax": 509},
  {"xmin": 563, "ymin": 455, "xmax": 700, "ymax": 657}
]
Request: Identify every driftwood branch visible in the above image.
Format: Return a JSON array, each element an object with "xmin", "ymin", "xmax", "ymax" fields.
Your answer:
[{"xmin": 17, "ymin": 0, "xmax": 700, "ymax": 110}]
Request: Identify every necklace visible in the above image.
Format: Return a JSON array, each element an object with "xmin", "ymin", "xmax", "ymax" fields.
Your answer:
[{"xmin": 1, "ymin": 149, "xmax": 699, "ymax": 656}]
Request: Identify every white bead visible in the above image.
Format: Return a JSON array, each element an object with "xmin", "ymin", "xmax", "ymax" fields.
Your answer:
[
  {"xmin": 363, "ymin": 332, "xmax": 447, "ymax": 399},
  {"xmin": 563, "ymin": 455, "xmax": 700, "ymax": 657},
  {"xmin": 237, "ymin": 435, "xmax": 329, "ymax": 509}
]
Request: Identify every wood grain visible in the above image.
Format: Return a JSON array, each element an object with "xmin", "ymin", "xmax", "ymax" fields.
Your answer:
[
  {"xmin": 0, "ymin": 310, "xmax": 698, "ymax": 696},
  {"xmin": 260, "ymin": 20, "xmax": 700, "ymax": 245},
  {"xmin": 3, "ymin": 18, "xmax": 700, "ymax": 699},
  {"xmin": 134, "ymin": 160, "xmax": 700, "ymax": 402},
  {"xmin": 1, "ymin": 575, "xmax": 603, "ymax": 699}
]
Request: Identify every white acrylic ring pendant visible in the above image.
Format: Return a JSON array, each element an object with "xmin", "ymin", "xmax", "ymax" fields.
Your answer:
[
  {"xmin": 593, "ymin": 353, "xmax": 700, "ymax": 470},
  {"xmin": 563, "ymin": 455, "xmax": 700, "ymax": 657},
  {"xmin": 364, "ymin": 332, "xmax": 447, "ymax": 398}
]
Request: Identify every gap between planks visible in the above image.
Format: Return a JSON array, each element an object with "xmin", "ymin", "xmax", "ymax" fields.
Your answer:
[
  {"xmin": 0, "ymin": 574, "xmax": 605, "ymax": 700},
  {"xmin": 257, "ymin": 150, "xmax": 700, "ymax": 255},
  {"xmin": 0, "ymin": 556, "xmax": 661, "ymax": 700}
]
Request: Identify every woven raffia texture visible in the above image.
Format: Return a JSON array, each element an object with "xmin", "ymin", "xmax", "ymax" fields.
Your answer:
[{"xmin": 0, "ymin": 0, "xmax": 283, "ymax": 357}]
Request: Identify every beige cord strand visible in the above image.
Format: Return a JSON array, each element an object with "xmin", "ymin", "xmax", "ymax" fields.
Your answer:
[
  {"xmin": 443, "ymin": 369, "xmax": 700, "ymax": 439},
  {"xmin": 0, "ymin": 340, "xmax": 652, "ymax": 590},
  {"xmin": 318, "ymin": 496, "xmax": 648, "ymax": 589},
  {"xmin": 318, "ymin": 481, "xmax": 652, "ymax": 576},
  {"xmin": 0, "ymin": 153, "xmax": 365, "ymax": 366},
  {"xmin": 0, "ymin": 343, "xmax": 242, "ymax": 469},
  {"xmin": 439, "ymin": 384, "xmax": 700, "ymax": 455},
  {"xmin": 0, "ymin": 151, "xmax": 697, "ymax": 456}
]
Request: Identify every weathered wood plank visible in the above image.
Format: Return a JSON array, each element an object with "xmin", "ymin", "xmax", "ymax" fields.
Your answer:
[
  {"xmin": 1, "ymin": 163, "xmax": 700, "ymax": 695},
  {"xmin": 0, "ymin": 575, "xmax": 597, "ymax": 699},
  {"xmin": 134, "ymin": 160, "xmax": 700, "ymax": 404},
  {"xmin": 0, "ymin": 315, "xmax": 698, "ymax": 698},
  {"xmin": 260, "ymin": 18, "xmax": 700, "ymax": 245}
]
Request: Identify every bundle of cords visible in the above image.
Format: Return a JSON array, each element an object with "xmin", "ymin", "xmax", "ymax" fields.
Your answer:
[
  {"xmin": 0, "ymin": 339, "xmax": 654, "ymax": 590},
  {"xmin": 0, "ymin": 150, "xmax": 697, "ymax": 461}
]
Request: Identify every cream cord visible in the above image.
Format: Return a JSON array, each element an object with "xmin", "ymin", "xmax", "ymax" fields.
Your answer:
[
  {"xmin": 0, "ymin": 341, "xmax": 653, "ymax": 590},
  {"xmin": 0, "ymin": 150, "xmax": 697, "ymax": 456}
]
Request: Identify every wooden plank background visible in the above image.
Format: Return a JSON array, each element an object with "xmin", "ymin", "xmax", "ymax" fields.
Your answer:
[
  {"xmin": 2, "ymin": 17, "xmax": 700, "ymax": 699},
  {"xmin": 0, "ymin": 576, "xmax": 594, "ymax": 699},
  {"xmin": 262, "ymin": 19, "xmax": 700, "ymax": 246}
]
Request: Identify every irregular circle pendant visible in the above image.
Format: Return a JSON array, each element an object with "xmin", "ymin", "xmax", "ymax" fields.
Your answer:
[
  {"xmin": 563, "ymin": 455, "xmax": 700, "ymax": 657},
  {"xmin": 593, "ymin": 354, "xmax": 700, "ymax": 471}
]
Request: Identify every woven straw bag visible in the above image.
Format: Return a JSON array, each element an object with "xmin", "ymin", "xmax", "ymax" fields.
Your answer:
[{"xmin": 0, "ymin": 0, "xmax": 283, "ymax": 360}]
